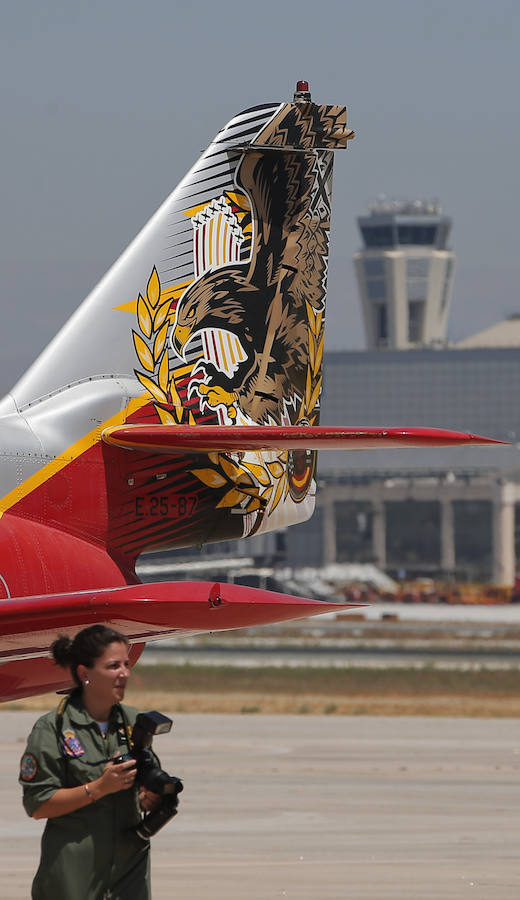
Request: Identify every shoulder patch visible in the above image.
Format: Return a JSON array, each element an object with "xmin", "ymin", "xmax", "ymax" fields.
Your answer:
[
  {"xmin": 62, "ymin": 729, "xmax": 85, "ymax": 758},
  {"xmin": 20, "ymin": 753, "xmax": 38, "ymax": 781}
]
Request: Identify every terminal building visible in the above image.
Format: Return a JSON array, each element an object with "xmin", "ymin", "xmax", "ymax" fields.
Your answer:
[{"xmin": 287, "ymin": 347, "xmax": 520, "ymax": 585}]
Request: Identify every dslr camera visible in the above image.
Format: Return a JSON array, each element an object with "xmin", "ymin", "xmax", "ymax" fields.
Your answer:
[{"xmin": 115, "ymin": 710, "xmax": 183, "ymax": 840}]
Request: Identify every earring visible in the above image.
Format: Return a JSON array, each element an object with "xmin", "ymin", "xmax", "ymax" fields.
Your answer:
[{"xmin": 84, "ymin": 679, "xmax": 90, "ymax": 685}]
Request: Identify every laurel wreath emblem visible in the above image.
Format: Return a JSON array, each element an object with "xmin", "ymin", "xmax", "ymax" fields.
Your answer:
[
  {"xmin": 133, "ymin": 268, "xmax": 192, "ymax": 425},
  {"xmin": 299, "ymin": 301, "xmax": 324, "ymax": 423}
]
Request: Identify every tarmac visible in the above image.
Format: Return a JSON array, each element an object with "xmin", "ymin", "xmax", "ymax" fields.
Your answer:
[{"xmin": 2, "ymin": 712, "xmax": 520, "ymax": 899}]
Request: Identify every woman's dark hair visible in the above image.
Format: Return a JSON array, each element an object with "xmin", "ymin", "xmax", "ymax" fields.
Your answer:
[{"xmin": 51, "ymin": 625, "xmax": 129, "ymax": 687}]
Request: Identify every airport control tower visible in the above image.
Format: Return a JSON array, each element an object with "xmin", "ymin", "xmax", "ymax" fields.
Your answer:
[{"xmin": 354, "ymin": 200, "xmax": 455, "ymax": 350}]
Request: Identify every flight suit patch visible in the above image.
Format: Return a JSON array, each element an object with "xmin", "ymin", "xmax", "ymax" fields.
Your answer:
[
  {"xmin": 62, "ymin": 729, "xmax": 85, "ymax": 757},
  {"xmin": 20, "ymin": 753, "xmax": 38, "ymax": 781}
]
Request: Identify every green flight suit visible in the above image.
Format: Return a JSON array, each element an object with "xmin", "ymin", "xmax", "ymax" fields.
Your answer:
[{"xmin": 20, "ymin": 693, "xmax": 152, "ymax": 900}]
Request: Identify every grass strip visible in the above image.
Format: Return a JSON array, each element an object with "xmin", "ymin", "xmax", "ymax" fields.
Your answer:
[
  {"xmin": 129, "ymin": 663, "xmax": 520, "ymax": 697},
  {"xmin": 5, "ymin": 665, "xmax": 520, "ymax": 716}
]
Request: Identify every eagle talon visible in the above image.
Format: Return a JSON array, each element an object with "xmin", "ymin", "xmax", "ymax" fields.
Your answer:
[
  {"xmin": 196, "ymin": 382, "xmax": 238, "ymax": 420},
  {"xmin": 187, "ymin": 379, "xmax": 202, "ymax": 401}
]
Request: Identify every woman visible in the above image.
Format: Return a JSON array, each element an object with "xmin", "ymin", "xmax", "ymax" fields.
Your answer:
[{"xmin": 19, "ymin": 625, "xmax": 159, "ymax": 900}]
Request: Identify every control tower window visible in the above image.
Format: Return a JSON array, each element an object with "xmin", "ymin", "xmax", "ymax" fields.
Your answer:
[
  {"xmin": 397, "ymin": 225, "xmax": 437, "ymax": 245},
  {"xmin": 375, "ymin": 303, "xmax": 388, "ymax": 346},
  {"xmin": 408, "ymin": 300, "xmax": 425, "ymax": 343},
  {"xmin": 361, "ymin": 225, "xmax": 394, "ymax": 247}
]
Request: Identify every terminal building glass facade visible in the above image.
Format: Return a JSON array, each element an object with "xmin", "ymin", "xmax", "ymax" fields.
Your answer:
[{"xmin": 298, "ymin": 347, "xmax": 520, "ymax": 584}]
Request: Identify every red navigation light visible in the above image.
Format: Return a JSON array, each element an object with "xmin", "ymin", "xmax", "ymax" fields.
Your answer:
[{"xmin": 296, "ymin": 80, "xmax": 309, "ymax": 92}]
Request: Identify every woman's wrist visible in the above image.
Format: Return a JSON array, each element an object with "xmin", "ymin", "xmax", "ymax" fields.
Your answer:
[{"xmin": 85, "ymin": 778, "xmax": 102, "ymax": 802}]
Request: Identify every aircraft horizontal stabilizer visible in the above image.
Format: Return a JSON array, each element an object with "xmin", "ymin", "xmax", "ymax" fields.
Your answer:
[
  {"xmin": 102, "ymin": 424, "xmax": 505, "ymax": 453},
  {"xmin": 0, "ymin": 580, "xmax": 357, "ymax": 663},
  {"xmin": 0, "ymin": 581, "xmax": 360, "ymax": 701}
]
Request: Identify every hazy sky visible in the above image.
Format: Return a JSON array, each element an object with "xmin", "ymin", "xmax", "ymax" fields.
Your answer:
[{"xmin": 1, "ymin": 0, "xmax": 519, "ymax": 394}]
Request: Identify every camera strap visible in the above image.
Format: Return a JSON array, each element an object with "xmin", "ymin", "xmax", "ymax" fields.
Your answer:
[
  {"xmin": 54, "ymin": 692, "xmax": 75, "ymax": 784},
  {"xmin": 55, "ymin": 691, "xmax": 76, "ymax": 760},
  {"xmin": 55, "ymin": 694, "xmax": 68, "ymax": 744},
  {"xmin": 117, "ymin": 703, "xmax": 134, "ymax": 752}
]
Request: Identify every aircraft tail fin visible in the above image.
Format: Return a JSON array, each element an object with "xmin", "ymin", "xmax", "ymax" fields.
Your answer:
[{"xmin": 10, "ymin": 84, "xmax": 352, "ymax": 431}]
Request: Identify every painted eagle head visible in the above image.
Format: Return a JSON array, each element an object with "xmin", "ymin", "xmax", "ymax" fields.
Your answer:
[{"xmin": 172, "ymin": 268, "xmax": 266, "ymax": 359}]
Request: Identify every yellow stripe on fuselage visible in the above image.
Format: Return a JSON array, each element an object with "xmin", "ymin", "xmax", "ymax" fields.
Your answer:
[{"xmin": 0, "ymin": 395, "xmax": 150, "ymax": 519}]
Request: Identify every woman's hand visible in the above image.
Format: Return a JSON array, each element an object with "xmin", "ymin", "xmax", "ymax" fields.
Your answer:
[
  {"xmin": 33, "ymin": 757, "xmax": 137, "ymax": 818},
  {"xmin": 139, "ymin": 788, "xmax": 161, "ymax": 812},
  {"xmin": 96, "ymin": 757, "xmax": 137, "ymax": 797}
]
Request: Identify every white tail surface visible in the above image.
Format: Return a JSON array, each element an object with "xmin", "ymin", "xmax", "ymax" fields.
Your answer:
[{"xmin": 9, "ymin": 103, "xmax": 283, "ymax": 410}]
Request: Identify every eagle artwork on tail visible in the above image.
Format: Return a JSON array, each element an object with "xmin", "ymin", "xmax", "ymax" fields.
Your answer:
[{"xmin": 171, "ymin": 102, "xmax": 350, "ymax": 427}]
